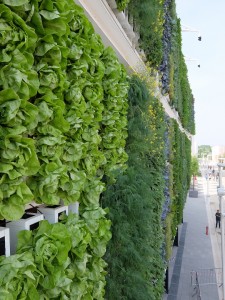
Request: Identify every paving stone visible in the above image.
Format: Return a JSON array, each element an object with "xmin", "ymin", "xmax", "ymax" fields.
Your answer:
[{"xmin": 164, "ymin": 177, "xmax": 220, "ymax": 300}]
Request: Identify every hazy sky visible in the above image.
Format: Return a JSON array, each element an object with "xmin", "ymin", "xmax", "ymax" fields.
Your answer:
[{"xmin": 176, "ymin": 0, "xmax": 225, "ymax": 147}]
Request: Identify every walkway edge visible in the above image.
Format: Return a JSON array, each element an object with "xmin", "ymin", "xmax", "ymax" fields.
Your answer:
[{"xmin": 167, "ymin": 222, "xmax": 187, "ymax": 299}]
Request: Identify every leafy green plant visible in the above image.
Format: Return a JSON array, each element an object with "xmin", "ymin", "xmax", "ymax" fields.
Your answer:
[
  {"xmin": 0, "ymin": 135, "xmax": 40, "ymax": 220},
  {"xmin": 0, "ymin": 1, "xmax": 195, "ymax": 300},
  {"xmin": 164, "ymin": 2, "xmax": 195, "ymax": 134},
  {"xmin": 116, "ymin": 0, "xmax": 130, "ymax": 11},
  {"xmin": 0, "ymin": 4, "xmax": 40, "ymax": 220},
  {"xmin": 190, "ymin": 156, "xmax": 199, "ymax": 190},
  {"xmin": 17, "ymin": 220, "xmax": 72, "ymax": 299},
  {"xmin": 198, "ymin": 145, "xmax": 211, "ymax": 158},
  {"xmin": 0, "ymin": 1, "xmax": 128, "ymax": 298},
  {"xmin": 63, "ymin": 209, "xmax": 111, "ymax": 299},
  {"xmin": 0, "ymin": 0, "xmax": 129, "ymax": 215},
  {"xmin": 100, "ymin": 47, "xmax": 129, "ymax": 180},
  {"xmin": 127, "ymin": 0, "xmax": 195, "ymax": 134},
  {"xmin": 0, "ymin": 252, "xmax": 39, "ymax": 300},
  {"xmin": 163, "ymin": 118, "xmax": 191, "ymax": 261},
  {"xmin": 170, "ymin": 120, "xmax": 191, "ymax": 228},
  {"xmin": 128, "ymin": 0, "xmax": 164, "ymax": 67},
  {"xmin": 14, "ymin": 210, "xmax": 111, "ymax": 299},
  {"xmin": 102, "ymin": 76, "xmax": 166, "ymax": 299}
]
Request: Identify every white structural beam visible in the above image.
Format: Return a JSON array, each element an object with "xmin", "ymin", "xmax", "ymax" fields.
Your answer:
[
  {"xmin": 74, "ymin": 0, "xmax": 145, "ymax": 72},
  {"xmin": 181, "ymin": 24, "xmax": 202, "ymax": 41}
]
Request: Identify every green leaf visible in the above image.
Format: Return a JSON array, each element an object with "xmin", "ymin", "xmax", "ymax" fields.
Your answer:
[
  {"xmin": 0, "ymin": 252, "xmax": 38, "ymax": 299},
  {"xmin": 2, "ymin": 0, "xmax": 29, "ymax": 5},
  {"xmin": 17, "ymin": 230, "xmax": 33, "ymax": 253},
  {"xmin": 0, "ymin": 182, "xmax": 33, "ymax": 220},
  {"xmin": 0, "ymin": 89, "xmax": 21, "ymax": 124},
  {"xmin": 39, "ymin": 10, "xmax": 60, "ymax": 20}
]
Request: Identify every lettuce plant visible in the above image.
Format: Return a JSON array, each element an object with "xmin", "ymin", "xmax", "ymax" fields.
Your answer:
[
  {"xmin": 17, "ymin": 220, "xmax": 72, "ymax": 299},
  {"xmin": 62, "ymin": 210, "xmax": 111, "ymax": 300},
  {"xmin": 13, "ymin": 211, "xmax": 111, "ymax": 299},
  {"xmin": 0, "ymin": 1, "xmax": 128, "ymax": 298},
  {"xmin": 0, "ymin": 135, "xmax": 39, "ymax": 220},
  {"xmin": 0, "ymin": 0, "xmax": 129, "ymax": 213},
  {"xmin": 0, "ymin": 252, "xmax": 39, "ymax": 300}
]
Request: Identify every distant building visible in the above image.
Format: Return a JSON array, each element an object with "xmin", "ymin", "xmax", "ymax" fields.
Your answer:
[{"xmin": 211, "ymin": 145, "xmax": 225, "ymax": 162}]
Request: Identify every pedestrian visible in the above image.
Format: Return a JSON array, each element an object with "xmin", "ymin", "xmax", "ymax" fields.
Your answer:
[
  {"xmin": 215, "ymin": 209, "xmax": 221, "ymax": 228},
  {"xmin": 216, "ymin": 172, "xmax": 219, "ymax": 181}
]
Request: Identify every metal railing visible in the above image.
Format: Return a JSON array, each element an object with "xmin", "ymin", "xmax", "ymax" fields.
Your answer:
[
  {"xmin": 191, "ymin": 268, "xmax": 222, "ymax": 299},
  {"xmin": 191, "ymin": 271, "xmax": 201, "ymax": 299}
]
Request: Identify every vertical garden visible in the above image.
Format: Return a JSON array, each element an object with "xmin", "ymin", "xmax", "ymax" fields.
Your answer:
[
  {"xmin": 0, "ymin": 0, "xmax": 194, "ymax": 299},
  {"xmin": 0, "ymin": 0, "xmax": 129, "ymax": 298},
  {"xmin": 103, "ymin": 0, "xmax": 194, "ymax": 298}
]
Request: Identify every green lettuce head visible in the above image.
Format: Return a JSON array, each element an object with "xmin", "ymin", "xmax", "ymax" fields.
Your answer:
[{"xmin": 0, "ymin": 251, "xmax": 39, "ymax": 300}]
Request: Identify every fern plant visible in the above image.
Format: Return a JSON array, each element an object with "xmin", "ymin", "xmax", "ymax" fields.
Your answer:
[{"xmin": 102, "ymin": 76, "xmax": 166, "ymax": 299}]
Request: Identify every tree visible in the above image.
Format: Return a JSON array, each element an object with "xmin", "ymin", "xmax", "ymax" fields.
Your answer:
[
  {"xmin": 198, "ymin": 145, "xmax": 211, "ymax": 158},
  {"xmin": 191, "ymin": 156, "xmax": 199, "ymax": 190}
]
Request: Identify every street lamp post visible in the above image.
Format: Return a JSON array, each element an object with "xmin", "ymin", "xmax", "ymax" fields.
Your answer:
[
  {"xmin": 184, "ymin": 56, "xmax": 200, "ymax": 68},
  {"xmin": 181, "ymin": 24, "xmax": 202, "ymax": 41},
  {"xmin": 217, "ymin": 163, "xmax": 225, "ymax": 299}
]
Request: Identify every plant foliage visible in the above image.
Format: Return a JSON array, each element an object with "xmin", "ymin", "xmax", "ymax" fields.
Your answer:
[
  {"xmin": 198, "ymin": 145, "xmax": 212, "ymax": 158},
  {"xmin": 102, "ymin": 76, "xmax": 166, "ymax": 299},
  {"xmin": 115, "ymin": 0, "xmax": 130, "ymax": 11},
  {"xmin": 169, "ymin": 120, "xmax": 191, "ymax": 234},
  {"xmin": 13, "ymin": 210, "xmax": 111, "ymax": 299},
  {"xmin": 0, "ymin": 0, "xmax": 195, "ymax": 298},
  {"xmin": 0, "ymin": 0, "xmax": 129, "ymax": 218},
  {"xmin": 0, "ymin": 1, "xmax": 129, "ymax": 298},
  {"xmin": 160, "ymin": 0, "xmax": 195, "ymax": 134},
  {"xmin": 162, "ymin": 118, "xmax": 191, "ymax": 260},
  {"xmin": 128, "ymin": 0, "xmax": 164, "ymax": 67}
]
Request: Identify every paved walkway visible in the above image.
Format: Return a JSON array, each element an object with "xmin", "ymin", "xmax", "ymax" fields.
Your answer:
[{"xmin": 164, "ymin": 176, "xmax": 222, "ymax": 299}]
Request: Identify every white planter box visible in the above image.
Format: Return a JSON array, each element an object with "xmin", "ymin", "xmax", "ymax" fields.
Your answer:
[
  {"xmin": 6, "ymin": 213, "xmax": 44, "ymax": 254},
  {"xmin": 115, "ymin": 11, "xmax": 126, "ymax": 23},
  {"xmin": 107, "ymin": 0, "xmax": 117, "ymax": 9},
  {"xmin": 0, "ymin": 227, "xmax": 10, "ymax": 257},
  {"xmin": 68, "ymin": 202, "xmax": 79, "ymax": 214},
  {"xmin": 38, "ymin": 205, "xmax": 68, "ymax": 224}
]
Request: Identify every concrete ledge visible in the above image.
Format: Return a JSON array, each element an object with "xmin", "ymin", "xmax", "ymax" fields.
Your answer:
[
  {"xmin": 74, "ymin": 0, "xmax": 144, "ymax": 72},
  {"xmin": 189, "ymin": 190, "xmax": 199, "ymax": 198}
]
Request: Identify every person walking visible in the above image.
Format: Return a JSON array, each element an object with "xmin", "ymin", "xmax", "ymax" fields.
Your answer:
[
  {"xmin": 215, "ymin": 209, "xmax": 221, "ymax": 228},
  {"xmin": 216, "ymin": 172, "xmax": 219, "ymax": 181}
]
